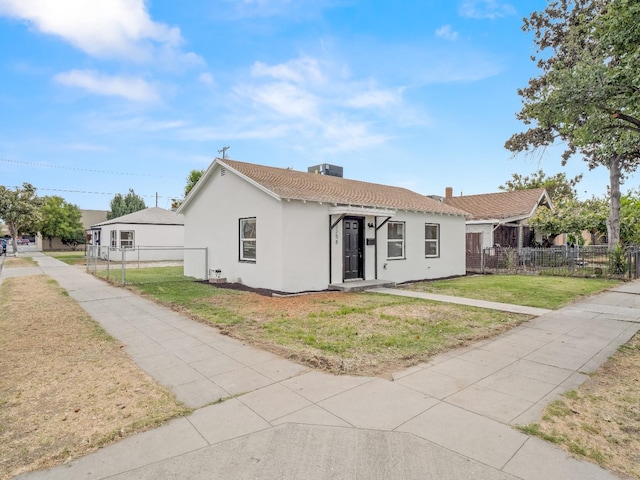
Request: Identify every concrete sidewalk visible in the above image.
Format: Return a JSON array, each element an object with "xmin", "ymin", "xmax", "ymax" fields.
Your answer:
[{"xmin": 6, "ymin": 253, "xmax": 639, "ymax": 480}]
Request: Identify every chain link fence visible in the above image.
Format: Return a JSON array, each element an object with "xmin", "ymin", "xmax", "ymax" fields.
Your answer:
[
  {"xmin": 86, "ymin": 246, "xmax": 208, "ymax": 285},
  {"xmin": 467, "ymin": 245, "xmax": 640, "ymax": 279}
]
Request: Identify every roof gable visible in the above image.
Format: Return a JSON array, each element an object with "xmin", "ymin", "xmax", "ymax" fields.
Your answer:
[
  {"xmin": 93, "ymin": 207, "xmax": 184, "ymax": 227},
  {"xmin": 443, "ymin": 188, "xmax": 550, "ymax": 221},
  {"xmin": 179, "ymin": 158, "xmax": 467, "ymax": 217}
]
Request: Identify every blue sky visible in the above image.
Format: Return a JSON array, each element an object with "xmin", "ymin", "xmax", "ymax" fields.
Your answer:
[{"xmin": 1, "ymin": 0, "xmax": 635, "ymax": 210}]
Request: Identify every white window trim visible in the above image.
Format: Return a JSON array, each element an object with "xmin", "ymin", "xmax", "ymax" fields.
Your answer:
[
  {"xmin": 110, "ymin": 230, "xmax": 117, "ymax": 248},
  {"xmin": 239, "ymin": 217, "xmax": 256, "ymax": 262},
  {"xmin": 387, "ymin": 221, "xmax": 405, "ymax": 260},
  {"xmin": 425, "ymin": 223, "xmax": 440, "ymax": 258},
  {"xmin": 120, "ymin": 230, "xmax": 135, "ymax": 249}
]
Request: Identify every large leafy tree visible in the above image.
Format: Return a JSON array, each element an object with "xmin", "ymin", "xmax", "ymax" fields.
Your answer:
[
  {"xmin": 39, "ymin": 196, "xmax": 84, "ymax": 250},
  {"xmin": 0, "ymin": 183, "xmax": 43, "ymax": 253},
  {"xmin": 107, "ymin": 188, "xmax": 146, "ymax": 220},
  {"xmin": 506, "ymin": 0, "xmax": 640, "ymax": 248},
  {"xmin": 499, "ymin": 169, "xmax": 582, "ymax": 201},
  {"xmin": 619, "ymin": 190, "xmax": 640, "ymax": 245}
]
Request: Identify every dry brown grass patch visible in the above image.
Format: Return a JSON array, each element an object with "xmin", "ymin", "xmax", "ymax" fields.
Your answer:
[
  {"xmin": 2, "ymin": 256, "xmax": 37, "ymax": 268},
  {"xmin": 521, "ymin": 332, "xmax": 640, "ymax": 479},
  {"xmin": 0, "ymin": 275, "xmax": 190, "ymax": 480}
]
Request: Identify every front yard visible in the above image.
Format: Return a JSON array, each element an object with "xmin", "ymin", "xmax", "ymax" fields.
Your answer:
[
  {"xmin": 128, "ymin": 269, "xmax": 620, "ymax": 376},
  {"xmin": 402, "ymin": 274, "xmax": 619, "ymax": 309}
]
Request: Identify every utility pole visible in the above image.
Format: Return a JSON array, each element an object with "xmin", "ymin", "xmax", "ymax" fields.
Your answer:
[{"xmin": 218, "ymin": 145, "xmax": 230, "ymax": 159}]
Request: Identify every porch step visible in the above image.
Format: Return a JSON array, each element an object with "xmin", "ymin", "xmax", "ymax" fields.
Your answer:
[{"xmin": 328, "ymin": 279, "xmax": 396, "ymax": 292}]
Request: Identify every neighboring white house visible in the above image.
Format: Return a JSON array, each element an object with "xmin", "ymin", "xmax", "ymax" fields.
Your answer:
[
  {"xmin": 177, "ymin": 158, "xmax": 468, "ymax": 293},
  {"xmin": 90, "ymin": 207, "xmax": 184, "ymax": 261}
]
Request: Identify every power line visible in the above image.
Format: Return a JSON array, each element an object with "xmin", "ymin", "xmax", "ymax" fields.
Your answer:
[
  {"xmin": 7, "ymin": 186, "xmax": 180, "ymax": 199},
  {"xmin": 0, "ymin": 158, "xmax": 173, "ymax": 178}
]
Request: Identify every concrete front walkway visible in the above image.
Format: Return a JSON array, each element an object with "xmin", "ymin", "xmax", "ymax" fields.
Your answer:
[{"xmin": 5, "ymin": 253, "xmax": 639, "ymax": 480}]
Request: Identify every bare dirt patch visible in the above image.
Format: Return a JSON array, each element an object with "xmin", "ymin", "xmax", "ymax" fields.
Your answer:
[
  {"xmin": 135, "ymin": 282, "xmax": 527, "ymax": 377},
  {"xmin": 0, "ymin": 275, "xmax": 190, "ymax": 480},
  {"xmin": 519, "ymin": 332, "xmax": 640, "ymax": 479}
]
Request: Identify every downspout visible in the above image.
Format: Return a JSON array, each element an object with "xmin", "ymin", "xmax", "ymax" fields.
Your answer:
[
  {"xmin": 375, "ymin": 217, "xmax": 392, "ymax": 279},
  {"xmin": 328, "ymin": 216, "xmax": 332, "ymax": 285}
]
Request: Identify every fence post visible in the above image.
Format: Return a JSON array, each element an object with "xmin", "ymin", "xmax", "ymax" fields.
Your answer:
[
  {"xmin": 204, "ymin": 247, "xmax": 209, "ymax": 280},
  {"xmin": 121, "ymin": 248, "xmax": 126, "ymax": 286}
]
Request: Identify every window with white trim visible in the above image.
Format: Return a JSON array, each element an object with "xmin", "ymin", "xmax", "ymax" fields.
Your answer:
[
  {"xmin": 387, "ymin": 221, "xmax": 405, "ymax": 259},
  {"xmin": 120, "ymin": 230, "xmax": 134, "ymax": 249},
  {"xmin": 110, "ymin": 230, "xmax": 117, "ymax": 248},
  {"xmin": 240, "ymin": 217, "xmax": 256, "ymax": 262},
  {"xmin": 425, "ymin": 223, "xmax": 440, "ymax": 257}
]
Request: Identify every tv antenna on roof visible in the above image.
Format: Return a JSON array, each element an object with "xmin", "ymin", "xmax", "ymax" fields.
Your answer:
[{"xmin": 218, "ymin": 145, "xmax": 230, "ymax": 159}]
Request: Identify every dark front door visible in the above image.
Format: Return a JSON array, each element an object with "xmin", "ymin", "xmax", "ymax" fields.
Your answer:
[{"xmin": 343, "ymin": 217, "xmax": 363, "ymax": 280}]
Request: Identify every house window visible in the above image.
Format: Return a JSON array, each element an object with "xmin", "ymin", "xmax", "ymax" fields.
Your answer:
[
  {"xmin": 387, "ymin": 222, "xmax": 405, "ymax": 259},
  {"xmin": 239, "ymin": 217, "xmax": 256, "ymax": 262},
  {"xmin": 120, "ymin": 230, "xmax": 135, "ymax": 249},
  {"xmin": 110, "ymin": 230, "xmax": 117, "ymax": 248},
  {"xmin": 425, "ymin": 223, "xmax": 440, "ymax": 257}
]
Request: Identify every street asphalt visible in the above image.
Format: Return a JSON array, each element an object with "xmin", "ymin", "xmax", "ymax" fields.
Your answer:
[{"xmin": 4, "ymin": 252, "xmax": 639, "ymax": 480}]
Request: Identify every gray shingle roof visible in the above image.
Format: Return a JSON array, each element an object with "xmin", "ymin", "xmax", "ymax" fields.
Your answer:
[{"xmin": 92, "ymin": 207, "xmax": 184, "ymax": 227}]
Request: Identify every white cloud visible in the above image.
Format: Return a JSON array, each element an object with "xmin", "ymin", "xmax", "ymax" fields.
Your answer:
[
  {"xmin": 219, "ymin": 0, "xmax": 344, "ymax": 19},
  {"xmin": 346, "ymin": 89, "xmax": 401, "ymax": 109},
  {"xmin": 251, "ymin": 57, "xmax": 324, "ymax": 84},
  {"xmin": 0, "ymin": 0, "xmax": 196, "ymax": 63},
  {"xmin": 237, "ymin": 82, "xmax": 318, "ymax": 118},
  {"xmin": 458, "ymin": 0, "xmax": 515, "ymax": 19},
  {"xmin": 62, "ymin": 143, "xmax": 110, "ymax": 152},
  {"xmin": 435, "ymin": 24, "xmax": 458, "ymax": 41},
  {"xmin": 198, "ymin": 72, "xmax": 215, "ymax": 86},
  {"xmin": 54, "ymin": 70, "xmax": 159, "ymax": 102}
]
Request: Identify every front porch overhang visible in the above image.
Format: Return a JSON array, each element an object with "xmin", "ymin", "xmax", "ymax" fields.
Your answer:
[{"xmin": 329, "ymin": 206, "xmax": 396, "ymax": 217}]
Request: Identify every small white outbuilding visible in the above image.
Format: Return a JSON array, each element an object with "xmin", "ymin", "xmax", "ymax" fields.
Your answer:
[{"xmin": 90, "ymin": 207, "xmax": 184, "ymax": 261}]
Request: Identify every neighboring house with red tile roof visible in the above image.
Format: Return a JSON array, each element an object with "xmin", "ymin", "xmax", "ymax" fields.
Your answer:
[
  {"xmin": 441, "ymin": 187, "xmax": 551, "ymax": 256},
  {"xmin": 178, "ymin": 158, "xmax": 468, "ymax": 292}
]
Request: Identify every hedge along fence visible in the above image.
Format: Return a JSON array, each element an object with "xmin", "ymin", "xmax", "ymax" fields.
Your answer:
[{"xmin": 466, "ymin": 245, "xmax": 640, "ymax": 279}]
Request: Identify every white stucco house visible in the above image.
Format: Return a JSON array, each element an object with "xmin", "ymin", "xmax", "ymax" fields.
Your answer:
[
  {"xmin": 90, "ymin": 207, "xmax": 184, "ymax": 261},
  {"xmin": 177, "ymin": 158, "xmax": 468, "ymax": 293}
]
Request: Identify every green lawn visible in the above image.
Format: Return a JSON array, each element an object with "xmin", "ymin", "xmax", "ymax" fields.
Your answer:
[
  {"xmin": 119, "ymin": 267, "xmax": 528, "ymax": 375},
  {"xmin": 403, "ymin": 275, "xmax": 620, "ymax": 310},
  {"xmin": 88, "ymin": 267, "xmax": 620, "ymax": 374},
  {"xmin": 45, "ymin": 251, "xmax": 86, "ymax": 265}
]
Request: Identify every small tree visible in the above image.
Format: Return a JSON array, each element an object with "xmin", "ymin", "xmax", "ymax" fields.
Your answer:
[
  {"xmin": 499, "ymin": 170, "xmax": 582, "ymax": 201},
  {"xmin": 529, "ymin": 195, "xmax": 608, "ymax": 246},
  {"xmin": 0, "ymin": 183, "xmax": 43, "ymax": 253},
  {"xmin": 171, "ymin": 169, "xmax": 205, "ymax": 210},
  {"xmin": 184, "ymin": 169, "xmax": 204, "ymax": 197},
  {"xmin": 39, "ymin": 196, "xmax": 84, "ymax": 250},
  {"xmin": 61, "ymin": 231, "xmax": 87, "ymax": 251},
  {"xmin": 107, "ymin": 188, "xmax": 146, "ymax": 220}
]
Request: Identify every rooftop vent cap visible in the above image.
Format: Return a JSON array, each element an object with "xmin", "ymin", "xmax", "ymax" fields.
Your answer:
[{"xmin": 308, "ymin": 164, "xmax": 343, "ymax": 178}]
